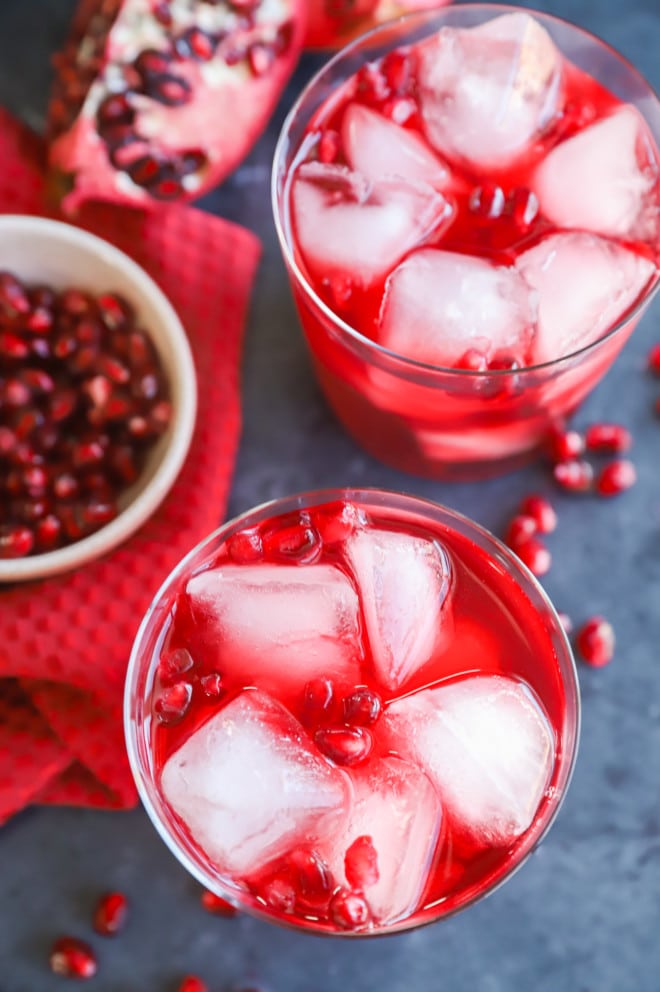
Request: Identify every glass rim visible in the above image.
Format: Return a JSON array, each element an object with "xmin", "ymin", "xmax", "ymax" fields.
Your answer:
[
  {"xmin": 271, "ymin": 2, "xmax": 660, "ymax": 383},
  {"xmin": 124, "ymin": 486, "xmax": 581, "ymax": 937}
]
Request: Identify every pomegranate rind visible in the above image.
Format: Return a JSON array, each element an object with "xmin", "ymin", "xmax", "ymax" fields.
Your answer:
[
  {"xmin": 47, "ymin": 0, "xmax": 306, "ymax": 213},
  {"xmin": 305, "ymin": 0, "xmax": 453, "ymax": 50}
]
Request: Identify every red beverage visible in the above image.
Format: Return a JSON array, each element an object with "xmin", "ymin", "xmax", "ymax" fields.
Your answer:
[
  {"xmin": 125, "ymin": 491, "xmax": 579, "ymax": 935},
  {"xmin": 273, "ymin": 6, "xmax": 660, "ymax": 478}
]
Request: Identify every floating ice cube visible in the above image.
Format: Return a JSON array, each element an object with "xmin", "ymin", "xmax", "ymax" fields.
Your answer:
[
  {"xmin": 383, "ymin": 674, "xmax": 554, "ymax": 845},
  {"xmin": 417, "ymin": 13, "xmax": 562, "ymax": 168},
  {"xmin": 161, "ymin": 690, "xmax": 350, "ymax": 877},
  {"xmin": 534, "ymin": 107, "xmax": 659, "ymax": 240},
  {"xmin": 517, "ymin": 232, "xmax": 656, "ymax": 364},
  {"xmin": 345, "ymin": 525, "xmax": 452, "ymax": 691},
  {"xmin": 342, "ymin": 103, "xmax": 451, "ymax": 189},
  {"xmin": 291, "ymin": 161, "xmax": 451, "ymax": 287},
  {"xmin": 187, "ymin": 563, "xmax": 362, "ymax": 696},
  {"xmin": 379, "ymin": 249, "xmax": 536, "ymax": 367},
  {"xmin": 322, "ymin": 756, "xmax": 441, "ymax": 925}
]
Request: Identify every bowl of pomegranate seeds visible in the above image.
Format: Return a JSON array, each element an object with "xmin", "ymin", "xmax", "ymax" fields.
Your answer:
[{"xmin": 0, "ymin": 215, "xmax": 197, "ymax": 582}]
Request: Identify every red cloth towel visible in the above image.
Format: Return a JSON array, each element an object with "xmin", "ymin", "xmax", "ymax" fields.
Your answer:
[{"xmin": 0, "ymin": 108, "xmax": 261, "ymax": 823}]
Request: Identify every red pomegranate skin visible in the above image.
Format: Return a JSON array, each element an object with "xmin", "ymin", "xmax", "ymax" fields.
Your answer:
[
  {"xmin": 47, "ymin": 0, "xmax": 306, "ymax": 213},
  {"xmin": 304, "ymin": 0, "xmax": 452, "ymax": 50}
]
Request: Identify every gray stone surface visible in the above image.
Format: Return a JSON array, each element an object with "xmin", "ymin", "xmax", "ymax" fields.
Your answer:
[{"xmin": 1, "ymin": 1, "xmax": 659, "ymax": 989}]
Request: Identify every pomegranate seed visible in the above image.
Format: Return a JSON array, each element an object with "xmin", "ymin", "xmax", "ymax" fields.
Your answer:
[
  {"xmin": 200, "ymin": 890, "xmax": 238, "ymax": 917},
  {"xmin": 98, "ymin": 292, "xmax": 134, "ymax": 330},
  {"xmin": 158, "ymin": 648, "xmax": 195, "ymax": 685},
  {"xmin": 314, "ymin": 726, "xmax": 372, "ymax": 766},
  {"xmin": 93, "ymin": 891, "xmax": 128, "ymax": 935},
  {"xmin": 356, "ymin": 63, "xmax": 389, "ymax": 104},
  {"xmin": 546, "ymin": 427, "xmax": 585, "ymax": 463},
  {"xmin": 553, "ymin": 459, "xmax": 593, "ymax": 492},
  {"xmin": 344, "ymin": 835, "xmax": 379, "ymax": 890},
  {"xmin": 153, "ymin": 681, "xmax": 192, "ymax": 725},
  {"xmin": 519, "ymin": 494, "xmax": 557, "ymax": 534},
  {"xmin": 647, "ymin": 342, "xmax": 660, "ymax": 375},
  {"xmin": 25, "ymin": 306, "xmax": 54, "ymax": 333},
  {"xmin": 311, "ymin": 500, "xmax": 362, "ymax": 544},
  {"xmin": 504, "ymin": 514, "xmax": 538, "ymax": 548},
  {"xmin": 329, "ymin": 889, "xmax": 371, "ymax": 931},
  {"xmin": 99, "ymin": 355, "xmax": 131, "ymax": 384},
  {"xmin": 97, "ymin": 93, "xmax": 135, "ymax": 128},
  {"xmin": 288, "ymin": 848, "xmax": 333, "ymax": 897},
  {"xmin": 36, "ymin": 514, "xmax": 62, "ymax": 550},
  {"xmin": 318, "ymin": 129, "xmax": 340, "ymax": 164},
  {"xmin": 200, "ymin": 672, "xmax": 224, "ymax": 698},
  {"xmin": 342, "ymin": 688, "xmax": 382, "ymax": 727},
  {"xmin": 381, "ymin": 50, "xmax": 411, "ymax": 94},
  {"xmin": 456, "ymin": 348, "xmax": 488, "ymax": 371},
  {"xmin": 515, "ymin": 537, "xmax": 552, "ymax": 577},
  {"xmin": 508, "ymin": 186, "xmax": 539, "ymax": 228},
  {"xmin": 302, "ymin": 677, "xmax": 335, "ymax": 727},
  {"xmin": 49, "ymin": 936, "xmax": 97, "ymax": 978},
  {"xmin": 53, "ymin": 473, "xmax": 80, "ymax": 500},
  {"xmin": 176, "ymin": 978, "xmax": 208, "ymax": 992},
  {"xmin": 261, "ymin": 876, "xmax": 296, "ymax": 913},
  {"xmin": 595, "ymin": 459, "xmax": 637, "ymax": 497},
  {"xmin": 82, "ymin": 499, "xmax": 117, "ymax": 526},
  {"xmin": 248, "ymin": 43, "xmax": 275, "ymax": 76},
  {"xmin": 262, "ymin": 520, "xmax": 322, "ymax": 564},
  {"xmin": 50, "ymin": 389, "xmax": 78, "ymax": 422},
  {"xmin": 469, "ymin": 182, "xmax": 505, "ymax": 219},
  {"xmin": 227, "ymin": 527, "xmax": 264, "ymax": 563},
  {"xmin": 0, "ymin": 331, "xmax": 29, "ymax": 358},
  {"xmin": 584, "ymin": 423, "xmax": 632, "ymax": 453},
  {"xmin": 3, "ymin": 378, "xmax": 30, "ymax": 406},
  {"xmin": 0, "ymin": 271, "xmax": 30, "ymax": 314},
  {"xmin": 176, "ymin": 26, "xmax": 217, "ymax": 61},
  {"xmin": 0, "ymin": 525, "xmax": 34, "ymax": 558},
  {"xmin": 60, "ymin": 288, "xmax": 93, "ymax": 318},
  {"xmin": 72, "ymin": 439, "xmax": 106, "ymax": 467},
  {"xmin": 576, "ymin": 616, "xmax": 615, "ymax": 667}
]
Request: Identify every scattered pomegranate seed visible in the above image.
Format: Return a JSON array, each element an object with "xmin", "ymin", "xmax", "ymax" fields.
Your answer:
[
  {"xmin": 595, "ymin": 459, "xmax": 637, "ymax": 497},
  {"xmin": 575, "ymin": 616, "xmax": 615, "ymax": 667},
  {"xmin": 342, "ymin": 688, "xmax": 382, "ymax": 727},
  {"xmin": 344, "ymin": 835, "xmax": 379, "ymax": 890},
  {"xmin": 504, "ymin": 514, "xmax": 537, "ymax": 549},
  {"xmin": 176, "ymin": 977, "xmax": 208, "ymax": 992},
  {"xmin": 546, "ymin": 427, "xmax": 585, "ymax": 464},
  {"xmin": 200, "ymin": 889, "xmax": 238, "ymax": 917},
  {"xmin": 314, "ymin": 725, "xmax": 373, "ymax": 766},
  {"xmin": 553, "ymin": 459, "xmax": 593, "ymax": 493},
  {"xmin": 153, "ymin": 681, "xmax": 192, "ymax": 725},
  {"xmin": 519, "ymin": 495, "xmax": 557, "ymax": 534},
  {"xmin": 49, "ymin": 936, "xmax": 97, "ymax": 979},
  {"xmin": 93, "ymin": 891, "xmax": 128, "ymax": 935},
  {"xmin": 584, "ymin": 423, "xmax": 632, "ymax": 453},
  {"xmin": 329, "ymin": 889, "xmax": 371, "ymax": 930},
  {"xmin": 515, "ymin": 537, "xmax": 552, "ymax": 577},
  {"xmin": 647, "ymin": 342, "xmax": 660, "ymax": 375}
]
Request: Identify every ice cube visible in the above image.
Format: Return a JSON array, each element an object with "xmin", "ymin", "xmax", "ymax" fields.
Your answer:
[
  {"xmin": 322, "ymin": 756, "xmax": 441, "ymax": 925},
  {"xmin": 186, "ymin": 562, "xmax": 362, "ymax": 696},
  {"xmin": 383, "ymin": 674, "xmax": 555, "ymax": 845},
  {"xmin": 291, "ymin": 161, "xmax": 451, "ymax": 287},
  {"xmin": 344, "ymin": 525, "xmax": 452, "ymax": 691},
  {"xmin": 417, "ymin": 13, "xmax": 562, "ymax": 168},
  {"xmin": 517, "ymin": 232, "xmax": 656, "ymax": 364},
  {"xmin": 379, "ymin": 248, "xmax": 536, "ymax": 368},
  {"xmin": 342, "ymin": 103, "xmax": 451, "ymax": 189},
  {"xmin": 160, "ymin": 690, "xmax": 350, "ymax": 877},
  {"xmin": 534, "ymin": 107, "xmax": 659, "ymax": 240}
]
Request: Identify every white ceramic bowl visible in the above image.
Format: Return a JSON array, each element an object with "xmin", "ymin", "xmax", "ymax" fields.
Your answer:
[{"xmin": 0, "ymin": 215, "xmax": 197, "ymax": 583}]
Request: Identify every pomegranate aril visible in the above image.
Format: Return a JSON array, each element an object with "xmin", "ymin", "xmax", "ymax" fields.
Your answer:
[
  {"xmin": 356, "ymin": 63, "xmax": 389, "ymax": 105},
  {"xmin": 314, "ymin": 725, "xmax": 372, "ymax": 766},
  {"xmin": 344, "ymin": 835, "xmax": 379, "ymax": 890},
  {"xmin": 318, "ymin": 129, "xmax": 340, "ymax": 163},
  {"xmin": 0, "ymin": 271, "xmax": 30, "ymax": 315},
  {"xmin": 553, "ymin": 459, "xmax": 593, "ymax": 493},
  {"xmin": 36, "ymin": 514, "xmax": 62, "ymax": 549},
  {"xmin": 200, "ymin": 890, "xmax": 238, "ymax": 917},
  {"xmin": 82, "ymin": 499, "xmax": 117, "ymax": 526},
  {"xmin": 288, "ymin": 848, "xmax": 333, "ymax": 897},
  {"xmin": 584, "ymin": 423, "xmax": 632, "ymax": 454},
  {"xmin": 469, "ymin": 183, "xmax": 505, "ymax": 219},
  {"xmin": 519, "ymin": 495, "xmax": 557, "ymax": 535},
  {"xmin": 261, "ymin": 876, "xmax": 296, "ymax": 913},
  {"xmin": 0, "ymin": 525, "xmax": 35, "ymax": 559},
  {"xmin": 310, "ymin": 500, "xmax": 362, "ymax": 544},
  {"xmin": 15, "ymin": 497, "xmax": 50, "ymax": 523},
  {"xmin": 159, "ymin": 647, "xmax": 195, "ymax": 685},
  {"xmin": 595, "ymin": 459, "xmax": 637, "ymax": 497},
  {"xmin": 515, "ymin": 537, "xmax": 552, "ymax": 577},
  {"xmin": 248, "ymin": 43, "xmax": 276, "ymax": 76},
  {"xmin": 227, "ymin": 527, "xmax": 263, "ymax": 563},
  {"xmin": 456, "ymin": 348, "xmax": 488, "ymax": 371},
  {"xmin": 576, "ymin": 616, "xmax": 615, "ymax": 667},
  {"xmin": 647, "ymin": 342, "xmax": 660, "ymax": 375},
  {"xmin": 24, "ymin": 305, "xmax": 54, "ymax": 333},
  {"xmin": 262, "ymin": 520, "xmax": 322, "ymax": 564},
  {"xmin": 302, "ymin": 676, "xmax": 335, "ymax": 727},
  {"xmin": 59, "ymin": 288, "xmax": 94, "ymax": 318},
  {"xmin": 381, "ymin": 49, "xmax": 411, "ymax": 95},
  {"xmin": 505, "ymin": 514, "xmax": 538, "ymax": 549},
  {"xmin": 146, "ymin": 72, "xmax": 192, "ymax": 106},
  {"xmin": 50, "ymin": 389, "xmax": 78, "ymax": 422},
  {"xmin": 0, "ymin": 331, "xmax": 29, "ymax": 359},
  {"xmin": 97, "ymin": 92, "xmax": 135, "ymax": 128},
  {"xmin": 93, "ymin": 891, "xmax": 128, "ymax": 936},
  {"xmin": 546, "ymin": 427, "xmax": 585, "ymax": 464},
  {"xmin": 200, "ymin": 672, "xmax": 224, "ymax": 698},
  {"xmin": 49, "ymin": 936, "xmax": 97, "ymax": 979},
  {"xmin": 508, "ymin": 186, "xmax": 539, "ymax": 228},
  {"xmin": 342, "ymin": 687, "xmax": 382, "ymax": 727},
  {"xmin": 329, "ymin": 889, "xmax": 371, "ymax": 931},
  {"xmin": 53, "ymin": 472, "xmax": 80, "ymax": 499},
  {"xmin": 177, "ymin": 978, "xmax": 208, "ymax": 992},
  {"xmin": 154, "ymin": 681, "xmax": 192, "ymax": 725},
  {"xmin": 97, "ymin": 292, "xmax": 134, "ymax": 331}
]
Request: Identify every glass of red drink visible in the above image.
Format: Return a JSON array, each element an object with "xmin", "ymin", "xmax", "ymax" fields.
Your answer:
[
  {"xmin": 272, "ymin": 5, "xmax": 660, "ymax": 479},
  {"xmin": 125, "ymin": 489, "xmax": 580, "ymax": 936}
]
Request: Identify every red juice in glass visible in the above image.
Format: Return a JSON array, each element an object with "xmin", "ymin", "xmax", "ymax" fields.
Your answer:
[
  {"xmin": 272, "ymin": 6, "xmax": 660, "ymax": 479},
  {"xmin": 125, "ymin": 490, "xmax": 579, "ymax": 935}
]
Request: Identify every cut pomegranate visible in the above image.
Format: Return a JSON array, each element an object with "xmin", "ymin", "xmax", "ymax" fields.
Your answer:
[
  {"xmin": 47, "ymin": 0, "xmax": 305, "ymax": 212},
  {"xmin": 584, "ymin": 423, "xmax": 632, "ymax": 453},
  {"xmin": 595, "ymin": 459, "xmax": 637, "ymax": 496},
  {"xmin": 514, "ymin": 538, "xmax": 552, "ymax": 577},
  {"xmin": 314, "ymin": 725, "xmax": 373, "ymax": 765},
  {"xmin": 575, "ymin": 616, "xmax": 615, "ymax": 667},
  {"xmin": 93, "ymin": 891, "xmax": 129, "ymax": 935},
  {"xmin": 553, "ymin": 459, "xmax": 594, "ymax": 493},
  {"xmin": 344, "ymin": 835, "xmax": 380, "ymax": 890},
  {"xmin": 305, "ymin": 0, "xmax": 450, "ymax": 49},
  {"xmin": 328, "ymin": 888, "xmax": 371, "ymax": 930},
  {"xmin": 0, "ymin": 271, "xmax": 171, "ymax": 558},
  {"xmin": 49, "ymin": 936, "xmax": 98, "ymax": 979},
  {"xmin": 519, "ymin": 495, "xmax": 557, "ymax": 535},
  {"xmin": 200, "ymin": 889, "xmax": 238, "ymax": 917}
]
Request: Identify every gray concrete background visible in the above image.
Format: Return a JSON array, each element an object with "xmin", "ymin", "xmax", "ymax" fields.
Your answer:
[{"xmin": 1, "ymin": 1, "xmax": 659, "ymax": 989}]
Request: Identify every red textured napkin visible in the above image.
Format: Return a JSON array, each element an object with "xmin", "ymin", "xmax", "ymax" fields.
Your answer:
[{"xmin": 0, "ymin": 108, "xmax": 261, "ymax": 824}]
